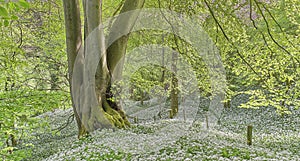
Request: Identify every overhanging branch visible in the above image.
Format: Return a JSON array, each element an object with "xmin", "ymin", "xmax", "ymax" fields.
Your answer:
[
  {"xmin": 203, "ymin": 0, "xmax": 261, "ymax": 78},
  {"xmin": 253, "ymin": 0, "xmax": 300, "ymax": 64}
]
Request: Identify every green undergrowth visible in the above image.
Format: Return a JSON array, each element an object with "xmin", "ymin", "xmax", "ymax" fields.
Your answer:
[
  {"xmin": 1, "ymin": 103, "xmax": 299, "ymax": 160},
  {"xmin": 0, "ymin": 89, "xmax": 70, "ymax": 160}
]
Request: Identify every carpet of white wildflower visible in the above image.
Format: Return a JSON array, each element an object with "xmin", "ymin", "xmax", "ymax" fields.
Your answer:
[{"xmin": 17, "ymin": 96, "xmax": 300, "ymax": 160}]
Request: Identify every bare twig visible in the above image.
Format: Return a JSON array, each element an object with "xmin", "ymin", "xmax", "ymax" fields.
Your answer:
[{"xmin": 53, "ymin": 113, "xmax": 74, "ymax": 134}]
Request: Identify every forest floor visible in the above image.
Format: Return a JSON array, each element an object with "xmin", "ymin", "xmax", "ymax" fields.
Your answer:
[{"xmin": 18, "ymin": 95, "xmax": 300, "ymax": 160}]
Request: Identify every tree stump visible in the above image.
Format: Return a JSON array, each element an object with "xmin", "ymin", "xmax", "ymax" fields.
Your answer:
[{"xmin": 247, "ymin": 125, "xmax": 253, "ymax": 146}]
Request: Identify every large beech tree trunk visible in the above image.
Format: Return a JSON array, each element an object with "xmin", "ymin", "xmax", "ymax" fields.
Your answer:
[{"xmin": 63, "ymin": 0, "xmax": 145, "ymax": 137}]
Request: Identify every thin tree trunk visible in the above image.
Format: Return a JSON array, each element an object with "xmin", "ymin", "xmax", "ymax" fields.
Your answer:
[
  {"xmin": 170, "ymin": 51, "xmax": 179, "ymax": 119},
  {"xmin": 103, "ymin": 0, "xmax": 145, "ymax": 126},
  {"xmin": 107, "ymin": 0, "xmax": 145, "ymax": 74},
  {"xmin": 62, "ymin": 0, "xmax": 87, "ymax": 137}
]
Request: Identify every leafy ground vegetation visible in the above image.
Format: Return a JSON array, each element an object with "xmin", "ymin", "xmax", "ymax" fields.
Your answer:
[{"xmin": 5, "ymin": 96, "xmax": 298, "ymax": 161}]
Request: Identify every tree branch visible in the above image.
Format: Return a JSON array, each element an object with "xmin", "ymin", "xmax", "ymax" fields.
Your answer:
[
  {"xmin": 203, "ymin": 0, "xmax": 261, "ymax": 78},
  {"xmin": 253, "ymin": 0, "xmax": 300, "ymax": 64}
]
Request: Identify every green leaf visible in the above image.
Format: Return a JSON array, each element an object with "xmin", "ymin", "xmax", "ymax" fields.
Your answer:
[
  {"xmin": 3, "ymin": 19, "xmax": 9, "ymax": 26},
  {"xmin": 8, "ymin": 2, "xmax": 20, "ymax": 11},
  {"xmin": 17, "ymin": 0, "xmax": 30, "ymax": 9},
  {"xmin": 0, "ymin": 6, "xmax": 8, "ymax": 17},
  {"xmin": 11, "ymin": 15, "xmax": 18, "ymax": 20}
]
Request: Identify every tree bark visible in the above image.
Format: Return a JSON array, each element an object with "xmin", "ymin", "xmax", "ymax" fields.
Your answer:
[
  {"xmin": 247, "ymin": 125, "xmax": 253, "ymax": 146},
  {"xmin": 99, "ymin": 0, "xmax": 145, "ymax": 127},
  {"xmin": 107, "ymin": 0, "xmax": 145, "ymax": 77},
  {"xmin": 62, "ymin": 0, "xmax": 87, "ymax": 137},
  {"xmin": 170, "ymin": 51, "xmax": 179, "ymax": 119},
  {"xmin": 64, "ymin": 0, "xmax": 145, "ymax": 137}
]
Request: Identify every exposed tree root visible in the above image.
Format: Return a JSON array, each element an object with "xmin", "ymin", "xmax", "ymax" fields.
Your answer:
[{"xmin": 103, "ymin": 98, "xmax": 130, "ymax": 128}]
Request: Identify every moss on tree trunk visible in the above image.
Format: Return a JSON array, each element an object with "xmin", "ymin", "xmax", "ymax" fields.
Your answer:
[{"xmin": 63, "ymin": 0, "xmax": 145, "ymax": 137}]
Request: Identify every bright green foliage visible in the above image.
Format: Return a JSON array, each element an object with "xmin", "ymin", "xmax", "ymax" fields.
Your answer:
[
  {"xmin": 130, "ymin": 64, "xmax": 173, "ymax": 101},
  {"xmin": 0, "ymin": 0, "xmax": 30, "ymax": 27},
  {"xmin": 194, "ymin": 0, "xmax": 300, "ymax": 113},
  {"xmin": 0, "ymin": 0, "xmax": 299, "ymax": 159},
  {"xmin": 0, "ymin": 0, "xmax": 69, "ymax": 159},
  {"xmin": 0, "ymin": 90, "xmax": 68, "ymax": 160},
  {"xmin": 127, "ymin": 0, "xmax": 300, "ymax": 113}
]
